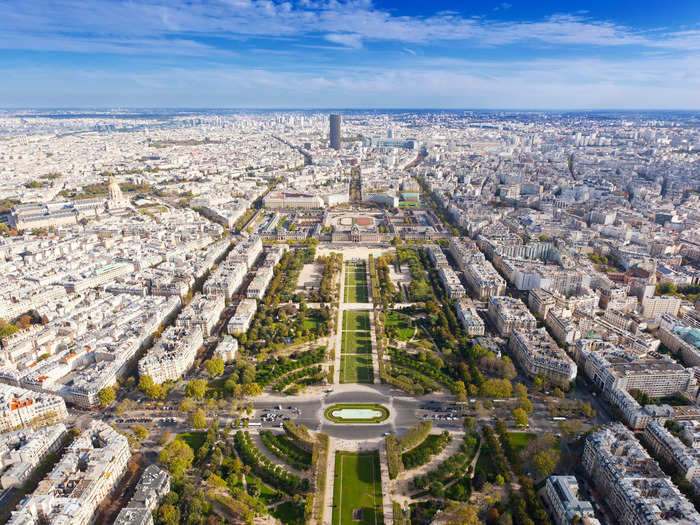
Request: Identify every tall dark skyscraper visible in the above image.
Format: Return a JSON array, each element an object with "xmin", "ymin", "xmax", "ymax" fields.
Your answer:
[{"xmin": 329, "ymin": 114, "xmax": 341, "ymax": 150}]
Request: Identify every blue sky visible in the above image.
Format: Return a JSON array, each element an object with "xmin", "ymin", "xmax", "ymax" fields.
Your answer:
[{"xmin": 1, "ymin": 0, "xmax": 700, "ymax": 108}]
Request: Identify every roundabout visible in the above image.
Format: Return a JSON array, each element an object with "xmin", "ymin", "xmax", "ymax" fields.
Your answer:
[{"xmin": 324, "ymin": 403, "xmax": 390, "ymax": 424}]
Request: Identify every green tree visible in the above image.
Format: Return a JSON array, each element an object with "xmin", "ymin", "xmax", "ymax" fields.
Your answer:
[
  {"xmin": 138, "ymin": 375, "xmax": 164, "ymax": 399},
  {"xmin": 533, "ymin": 376, "xmax": 544, "ymax": 392},
  {"xmin": 191, "ymin": 408, "xmax": 207, "ymax": 429},
  {"xmin": 512, "ymin": 408, "xmax": 528, "ymax": 428},
  {"xmin": 452, "ymin": 380, "xmax": 467, "ymax": 401},
  {"xmin": 132, "ymin": 425, "xmax": 148, "ymax": 440},
  {"xmin": 518, "ymin": 398, "xmax": 533, "ymax": 413},
  {"xmin": 532, "ymin": 449, "xmax": 559, "ymax": 477},
  {"xmin": 204, "ymin": 357, "xmax": 225, "ymax": 377},
  {"xmin": 243, "ymin": 383, "xmax": 262, "ymax": 397},
  {"xmin": 0, "ymin": 324, "xmax": 19, "ymax": 339},
  {"xmin": 98, "ymin": 386, "xmax": 116, "ymax": 406},
  {"xmin": 185, "ymin": 379, "xmax": 208, "ymax": 400},
  {"xmin": 553, "ymin": 387, "xmax": 565, "ymax": 399},
  {"xmin": 159, "ymin": 439, "xmax": 194, "ymax": 478},
  {"xmin": 514, "ymin": 382, "xmax": 528, "ymax": 399},
  {"xmin": 158, "ymin": 504, "xmax": 180, "ymax": 525},
  {"xmin": 179, "ymin": 398, "xmax": 195, "ymax": 412}
]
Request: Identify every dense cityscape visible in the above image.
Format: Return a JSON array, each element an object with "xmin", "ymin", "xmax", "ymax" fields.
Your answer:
[{"xmin": 0, "ymin": 108, "xmax": 699, "ymax": 525}]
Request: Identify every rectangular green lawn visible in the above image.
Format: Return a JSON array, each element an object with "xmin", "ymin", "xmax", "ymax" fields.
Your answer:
[
  {"xmin": 343, "ymin": 310, "xmax": 371, "ymax": 331},
  {"xmin": 332, "ymin": 451, "xmax": 384, "ymax": 525},
  {"xmin": 340, "ymin": 354, "xmax": 374, "ymax": 383},
  {"xmin": 345, "ymin": 283, "xmax": 369, "ymax": 303},
  {"xmin": 344, "ymin": 263, "xmax": 369, "ymax": 303},
  {"xmin": 342, "ymin": 332, "xmax": 372, "ymax": 354}
]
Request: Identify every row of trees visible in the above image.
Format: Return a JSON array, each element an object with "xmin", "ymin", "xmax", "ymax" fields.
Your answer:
[
  {"xmin": 260, "ymin": 430, "xmax": 312, "ymax": 470},
  {"xmin": 234, "ymin": 431, "xmax": 310, "ymax": 493},
  {"xmin": 388, "ymin": 347, "xmax": 456, "ymax": 390},
  {"xmin": 402, "ymin": 432, "xmax": 452, "ymax": 470},
  {"xmin": 412, "ymin": 429, "xmax": 480, "ymax": 492},
  {"xmin": 310, "ymin": 252, "xmax": 342, "ymax": 303},
  {"xmin": 255, "ymin": 347, "xmax": 326, "ymax": 388},
  {"xmin": 271, "ymin": 364, "xmax": 323, "ymax": 392}
]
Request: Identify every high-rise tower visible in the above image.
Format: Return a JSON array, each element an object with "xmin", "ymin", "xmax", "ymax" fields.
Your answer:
[{"xmin": 329, "ymin": 114, "xmax": 341, "ymax": 150}]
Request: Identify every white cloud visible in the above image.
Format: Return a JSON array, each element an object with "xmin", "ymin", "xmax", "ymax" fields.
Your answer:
[
  {"xmin": 1, "ymin": 0, "xmax": 699, "ymax": 53},
  {"xmin": 324, "ymin": 33, "xmax": 363, "ymax": 48}
]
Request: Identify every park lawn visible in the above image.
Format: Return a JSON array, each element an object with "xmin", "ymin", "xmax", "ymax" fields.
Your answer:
[
  {"xmin": 272, "ymin": 500, "xmax": 304, "ymax": 524},
  {"xmin": 385, "ymin": 312, "xmax": 414, "ymax": 341},
  {"xmin": 176, "ymin": 431, "xmax": 207, "ymax": 452},
  {"xmin": 506, "ymin": 432, "xmax": 536, "ymax": 454},
  {"xmin": 343, "ymin": 310, "xmax": 371, "ymax": 331},
  {"xmin": 303, "ymin": 317, "xmax": 320, "ymax": 331},
  {"xmin": 345, "ymin": 283, "xmax": 369, "ymax": 303},
  {"xmin": 332, "ymin": 451, "xmax": 384, "ymax": 525},
  {"xmin": 340, "ymin": 354, "xmax": 374, "ymax": 383},
  {"xmin": 341, "ymin": 331, "xmax": 372, "ymax": 354}
]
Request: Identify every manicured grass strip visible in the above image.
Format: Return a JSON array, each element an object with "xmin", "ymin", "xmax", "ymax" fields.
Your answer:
[
  {"xmin": 344, "ymin": 283, "xmax": 369, "ymax": 303},
  {"xmin": 341, "ymin": 331, "xmax": 372, "ymax": 354},
  {"xmin": 344, "ymin": 262, "xmax": 369, "ymax": 303},
  {"xmin": 324, "ymin": 403, "xmax": 389, "ymax": 424},
  {"xmin": 343, "ymin": 310, "xmax": 371, "ymax": 331},
  {"xmin": 332, "ymin": 451, "xmax": 384, "ymax": 525},
  {"xmin": 340, "ymin": 354, "xmax": 374, "ymax": 383}
]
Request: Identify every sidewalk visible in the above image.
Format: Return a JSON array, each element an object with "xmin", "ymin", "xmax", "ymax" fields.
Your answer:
[
  {"xmin": 321, "ymin": 438, "xmax": 337, "ymax": 525},
  {"xmin": 378, "ymin": 440, "xmax": 394, "ymax": 525}
]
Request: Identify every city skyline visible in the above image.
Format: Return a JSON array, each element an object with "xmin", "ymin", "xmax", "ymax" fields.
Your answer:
[{"xmin": 2, "ymin": 0, "xmax": 700, "ymax": 108}]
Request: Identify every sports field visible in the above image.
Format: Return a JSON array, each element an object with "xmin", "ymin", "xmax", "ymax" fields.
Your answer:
[
  {"xmin": 340, "ymin": 354, "xmax": 373, "ymax": 383},
  {"xmin": 344, "ymin": 261, "xmax": 369, "ymax": 303},
  {"xmin": 332, "ymin": 451, "xmax": 384, "ymax": 525}
]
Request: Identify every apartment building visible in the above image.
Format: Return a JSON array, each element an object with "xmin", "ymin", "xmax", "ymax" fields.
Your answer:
[
  {"xmin": 247, "ymin": 265, "xmax": 275, "ymax": 300},
  {"xmin": 487, "ymin": 296, "xmax": 537, "ymax": 337},
  {"xmin": 437, "ymin": 266, "xmax": 466, "ymax": 299},
  {"xmin": 175, "ymin": 294, "xmax": 225, "ymax": 335},
  {"xmin": 508, "ymin": 328, "xmax": 577, "ymax": 383},
  {"xmin": 7, "ymin": 421, "xmax": 131, "ymax": 525},
  {"xmin": 644, "ymin": 421, "xmax": 700, "ymax": 482},
  {"xmin": 114, "ymin": 465, "xmax": 170, "ymax": 525},
  {"xmin": 454, "ymin": 299, "xmax": 485, "ymax": 336},
  {"xmin": 463, "ymin": 262, "xmax": 506, "ymax": 299},
  {"xmin": 0, "ymin": 423, "xmax": 66, "ymax": 488},
  {"xmin": 545, "ymin": 308, "xmax": 581, "ymax": 346},
  {"xmin": 227, "ymin": 235, "xmax": 263, "ymax": 271},
  {"xmin": 228, "ymin": 299, "xmax": 257, "ymax": 334},
  {"xmin": 658, "ymin": 314, "xmax": 700, "ymax": 367},
  {"xmin": 0, "ymin": 384, "xmax": 67, "ymax": 433},
  {"xmin": 582, "ymin": 424, "xmax": 700, "ymax": 525},
  {"xmin": 544, "ymin": 476, "xmax": 600, "ymax": 525},
  {"xmin": 426, "ymin": 245, "xmax": 449, "ymax": 269},
  {"xmin": 641, "ymin": 295, "xmax": 681, "ymax": 319},
  {"xmin": 138, "ymin": 326, "xmax": 203, "ymax": 384}
]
